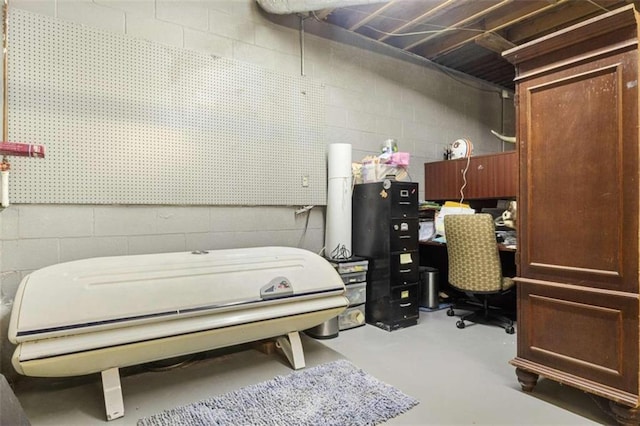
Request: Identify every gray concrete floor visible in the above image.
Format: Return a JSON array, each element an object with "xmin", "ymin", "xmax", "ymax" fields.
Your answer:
[{"xmin": 12, "ymin": 309, "xmax": 615, "ymax": 425}]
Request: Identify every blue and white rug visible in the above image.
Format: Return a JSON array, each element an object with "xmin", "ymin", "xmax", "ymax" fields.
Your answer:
[{"xmin": 137, "ymin": 359, "xmax": 419, "ymax": 426}]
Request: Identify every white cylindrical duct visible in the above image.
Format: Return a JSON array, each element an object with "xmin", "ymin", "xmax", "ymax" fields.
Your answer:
[
  {"xmin": 325, "ymin": 143, "xmax": 352, "ymax": 259},
  {"xmin": 256, "ymin": 0, "xmax": 390, "ymax": 14}
]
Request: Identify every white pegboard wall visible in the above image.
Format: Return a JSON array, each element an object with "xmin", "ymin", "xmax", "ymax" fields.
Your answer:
[{"xmin": 7, "ymin": 9, "xmax": 326, "ymax": 205}]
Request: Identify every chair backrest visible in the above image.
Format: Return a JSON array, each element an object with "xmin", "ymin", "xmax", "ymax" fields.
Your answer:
[{"xmin": 444, "ymin": 213, "xmax": 503, "ymax": 293}]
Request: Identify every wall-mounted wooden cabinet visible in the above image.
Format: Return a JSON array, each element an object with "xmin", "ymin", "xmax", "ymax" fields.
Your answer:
[
  {"xmin": 423, "ymin": 151, "xmax": 516, "ymax": 201},
  {"xmin": 504, "ymin": 5, "xmax": 640, "ymax": 424}
]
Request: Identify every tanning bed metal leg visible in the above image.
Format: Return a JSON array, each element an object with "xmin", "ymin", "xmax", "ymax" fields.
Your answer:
[
  {"xmin": 101, "ymin": 367, "xmax": 124, "ymax": 421},
  {"xmin": 275, "ymin": 331, "xmax": 306, "ymax": 369}
]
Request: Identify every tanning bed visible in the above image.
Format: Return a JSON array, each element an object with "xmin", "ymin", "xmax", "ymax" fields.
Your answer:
[{"xmin": 8, "ymin": 246, "xmax": 348, "ymax": 420}]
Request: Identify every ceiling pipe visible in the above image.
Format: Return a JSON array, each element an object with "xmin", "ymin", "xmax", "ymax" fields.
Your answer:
[{"xmin": 256, "ymin": 0, "xmax": 390, "ymax": 15}]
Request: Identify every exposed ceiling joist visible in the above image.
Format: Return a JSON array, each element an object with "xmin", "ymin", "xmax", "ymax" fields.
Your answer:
[
  {"xmin": 259, "ymin": 0, "xmax": 633, "ymax": 89},
  {"xmin": 347, "ymin": 1, "xmax": 397, "ymax": 31},
  {"xmin": 414, "ymin": 0, "xmax": 570, "ymax": 58},
  {"xmin": 475, "ymin": 32, "xmax": 516, "ymax": 54},
  {"xmin": 403, "ymin": 0, "xmax": 512, "ymax": 51},
  {"xmin": 376, "ymin": 0, "xmax": 458, "ymax": 43},
  {"xmin": 506, "ymin": 0, "xmax": 621, "ymax": 42}
]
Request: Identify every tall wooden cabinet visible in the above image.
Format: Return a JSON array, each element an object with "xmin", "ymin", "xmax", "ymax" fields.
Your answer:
[{"xmin": 503, "ymin": 5, "xmax": 640, "ymax": 424}]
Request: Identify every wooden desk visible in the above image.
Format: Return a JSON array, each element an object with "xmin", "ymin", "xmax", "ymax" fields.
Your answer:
[
  {"xmin": 419, "ymin": 239, "xmax": 517, "ymax": 308},
  {"xmin": 419, "ymin": 239, "xmax": 516, "ymax": 253}
]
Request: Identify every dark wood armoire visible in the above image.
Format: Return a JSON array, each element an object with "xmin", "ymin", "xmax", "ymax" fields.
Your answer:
[{"xmin": 504, "ymin": 5, "xmax": 640, "ymax": 425}]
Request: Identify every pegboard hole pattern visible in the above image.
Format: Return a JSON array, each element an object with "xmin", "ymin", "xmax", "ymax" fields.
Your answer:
[{"xmin": 7, "ymin": 9, "xmax": 326, "ymax": 205}]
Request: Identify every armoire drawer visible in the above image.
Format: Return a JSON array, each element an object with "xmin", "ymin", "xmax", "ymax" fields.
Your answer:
[{"xmin": 517, "ymin": 279, "xmax": 639, "ymax": 394}]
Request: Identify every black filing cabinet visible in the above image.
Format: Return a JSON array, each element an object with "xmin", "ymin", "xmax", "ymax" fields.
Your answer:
[{"xmin": 352, "ymin": 181, "xmax": 419, "ymax": 331}]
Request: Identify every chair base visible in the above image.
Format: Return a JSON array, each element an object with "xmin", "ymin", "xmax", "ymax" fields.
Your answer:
[{"xmin": 447, "ymin": 298, "xmax": 515, "ymax": 334}]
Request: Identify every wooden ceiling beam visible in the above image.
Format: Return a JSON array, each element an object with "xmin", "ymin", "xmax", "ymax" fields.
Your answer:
[
  {"xmin": 402, "ymin": 0, "xmax": 512, "ymax": 51},
  {"xmin": 347, "ymin": 1, "xmax": 398, "ymax": 31},
  {"xmin": 319, "ymin": 0, "xmax": 629, "ymax": 89},
  {"xmin": 410, "ymin": 21, "xmax": 485, "ymax": 58},
  {"xmin": 482, "ymin": 0, "xmax": 569, "ymax": 32},
  {"xmin": 475, "ymin": 32, "xmax": 517, "ymax": 54},
  {"xmin": 412, "ymin": 0, "xmax": 570, "ymax": 59},
  {"xmin": 376, "ymin": 0, "xmax": 460, "ymax": 42},
  {"xmin": 506, "ymin": 0, "xmax": 627, "ymax": 43}
]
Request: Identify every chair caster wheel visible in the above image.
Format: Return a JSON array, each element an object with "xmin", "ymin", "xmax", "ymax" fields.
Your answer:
[
  {"xmin": 447, "ymin": 308, "xmax": 455, "ymax": 317},
  {"xmin": 505, "ymin": 326, "xmax": 515, "ymax": 334},
  {"xmin": 456, "ymin": 320, "xmax": 465, "ymax": 329}
]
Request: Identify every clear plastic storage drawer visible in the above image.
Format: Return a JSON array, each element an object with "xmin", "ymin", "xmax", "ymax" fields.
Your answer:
[
  {"xmin": 339, "ymin": 304, "xmax": 366, "ymax": 330},
  {"xmin": 330, "ymin": 260, "xmax": 368, "ymax": 274},
  {"xmin": 345, "ymin": 282, "xmax": 366, "ymax": 305},
  {"xmin": 341, "ymin": 272, "xmax": 367, "ymax": 285}
]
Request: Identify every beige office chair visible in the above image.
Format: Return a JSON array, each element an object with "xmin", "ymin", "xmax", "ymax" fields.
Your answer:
[{"xmin": 443, "ymin": 213, "xmax": 516, "ymax": 334}]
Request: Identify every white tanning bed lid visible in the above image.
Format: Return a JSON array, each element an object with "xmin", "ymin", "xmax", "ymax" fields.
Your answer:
[{"xmin": 9, "ymin": 246, "xmax": 344, "ymax": 341}]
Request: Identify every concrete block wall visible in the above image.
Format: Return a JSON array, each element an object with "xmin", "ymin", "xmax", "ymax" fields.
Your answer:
[{"xmin": 0, "ymin": 0, "xmax": 514, "ymax": 378}]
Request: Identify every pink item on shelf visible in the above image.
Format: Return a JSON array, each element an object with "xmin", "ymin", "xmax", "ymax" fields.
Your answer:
[{"xmin": 389, "ymin": 152, "xmax": 409, "ymax": 166}]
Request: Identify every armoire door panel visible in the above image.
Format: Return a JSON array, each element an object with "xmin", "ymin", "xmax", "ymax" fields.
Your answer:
[
  {"xmin": 518, "ymin": 51, "xmax": 638, "ymax": 293},
  {"xmin": 527, "ymin": 66, "xmax": 619, "ymax": 275},
  {"xmin": 517, "ymin": 280, "xmax": 639, "ymax": 393}
]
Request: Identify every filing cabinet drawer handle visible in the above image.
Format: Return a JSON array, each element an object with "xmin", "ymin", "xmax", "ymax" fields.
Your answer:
[
  {"xmin": 399, "ymin": 202, "xmax": 411, "ymax": 205},
  {"xmin": 399, "ymin": 269, "xmax": 411, "ymax": 273},
  {"xmin": 399, "ymin": 235, "xmax": 410, "ymax": 239},
  {"xmin": 400, "ymin": 303, "xmax": 412, "ymax": 307}
]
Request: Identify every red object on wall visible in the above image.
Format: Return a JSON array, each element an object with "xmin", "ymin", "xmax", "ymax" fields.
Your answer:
[{"xmin": 0, "ymin": 142, "xmax": 45, "ymax": 157}]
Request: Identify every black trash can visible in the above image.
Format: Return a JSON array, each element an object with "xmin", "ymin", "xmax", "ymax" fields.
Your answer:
[{"xmin": 419, "ymin": 266, "xmax": 439, "ymax": 309}]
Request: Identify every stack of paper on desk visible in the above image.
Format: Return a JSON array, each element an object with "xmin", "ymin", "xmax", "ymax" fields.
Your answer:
[{"xmin": 434, "ymin": 202, "xmax": 475, "ymax": 236}]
